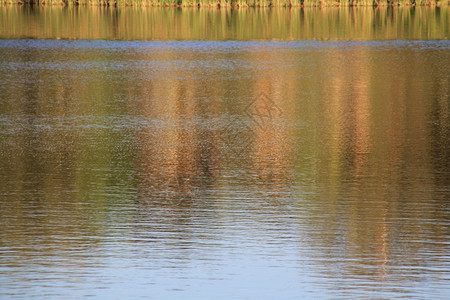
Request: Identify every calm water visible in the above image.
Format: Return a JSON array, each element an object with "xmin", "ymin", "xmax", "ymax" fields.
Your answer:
[
  {"xmin": 0, "ymin": 8, "xmax": 450, "ymax": 300},
  {"xmin": 0, "ymin": 6, "xmax": 449, "ymax": 40}
]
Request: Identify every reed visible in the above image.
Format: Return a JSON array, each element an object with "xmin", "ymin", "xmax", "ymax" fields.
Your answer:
[{"xmin": 0, "ymin": 0, "xmax": 448, "ymax": 7}]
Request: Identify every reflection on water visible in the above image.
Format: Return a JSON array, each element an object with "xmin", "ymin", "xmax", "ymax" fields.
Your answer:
[
  {"xmin": 0, "ymin": 6, "xmax": 449, "ymax": 40},
  {"xmin": 0, "ymin": 40, "xmax": 449, "ymax": 298}
]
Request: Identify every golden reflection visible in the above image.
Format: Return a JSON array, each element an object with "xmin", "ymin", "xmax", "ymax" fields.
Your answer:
[
  {"xmin": 135, "ymin": 47, "xmax": 222, "ymax": 205},
  {"xmin": 0, "ymin": 6, "xmax": 448, "ymax": 40},
  {"xmin": 245, "ymin": 47, "xmax": 296, "ymax": 194},
  {"xmin": 291, "ymin": 43, "xmax": 449, "ymax": 279}
]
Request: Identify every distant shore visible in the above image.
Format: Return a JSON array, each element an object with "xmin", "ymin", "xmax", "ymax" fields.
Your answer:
[{"xmin": 1, "ymin": 0, "xmax": 448, "ymax": 8}]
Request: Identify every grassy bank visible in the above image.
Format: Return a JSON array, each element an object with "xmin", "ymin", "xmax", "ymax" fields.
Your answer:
[{"xmin": 1, "ymin": 0, "xmax": 448, "ymax": 8}]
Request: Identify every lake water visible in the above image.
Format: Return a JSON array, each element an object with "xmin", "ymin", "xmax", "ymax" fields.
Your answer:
[{"xmin": 0, "ymin": 6, "xmax": 449, "ymax": 300}]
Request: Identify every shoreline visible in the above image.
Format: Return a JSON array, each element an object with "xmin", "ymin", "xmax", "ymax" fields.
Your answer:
[{"xmin": 1, "ymin": 0, "xmax": 448, "ymax": 8}]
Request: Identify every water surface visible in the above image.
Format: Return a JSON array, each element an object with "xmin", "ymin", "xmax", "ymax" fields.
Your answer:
[
  {"xmin": 0, "ymin": 14, "xmax": 449, "ymax": 300},
  {"xmin": 0, "ymin": 6, "xmax": 449, "ymax": 40}
]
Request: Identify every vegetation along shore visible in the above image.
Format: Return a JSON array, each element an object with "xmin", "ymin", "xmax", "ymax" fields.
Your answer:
[{"xmin": 1, "ymin": 0, "xmax": 448, "ymax": 8}]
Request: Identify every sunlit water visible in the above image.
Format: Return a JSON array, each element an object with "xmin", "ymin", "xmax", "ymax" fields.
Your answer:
[{"xmin": 0, "ymin": 14, "xmax": 450, "ymax": 300}]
